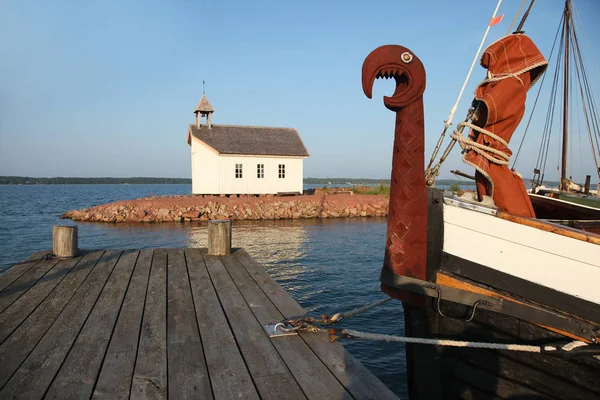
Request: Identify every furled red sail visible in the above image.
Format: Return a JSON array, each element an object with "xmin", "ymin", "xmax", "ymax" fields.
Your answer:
[{"xmin": 462, "ymin": 34, "xmax": 548, "ymax": 217}]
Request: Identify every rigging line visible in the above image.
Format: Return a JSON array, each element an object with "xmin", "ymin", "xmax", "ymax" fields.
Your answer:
[
  {"xmin": 535, "ymin": 21, "xmax": 564, "ymax": 176},
  {"xmin": 576, "ymin": 73, "xmax": 583, "ymax": 179},
  {"xmin": 540, "ymin": 32, "xmax": 565, "ymax": 184},
  {"xmin": 539, "ymin": 17, "xmax": 566, "ymax": 176},
  {"xmin": 514, "ymin": 0, "xmax": 536, "ymax": 33},
  {"xmin": 557, "ymin": 65, "xmax": 563, "ymax": 182},
  {"xmin": 579, "ymin": 67, "xmax": 600, "ymax": 169},
  {"xmin": 506, "ymin": 0, "xmax": 528, "ymax": 35},
  {"xmin": 571, "ymin": 1, "xmax": 600, "ymax": 89},
  {"xmin": 512, "ymin": 14, "xmax": 564, "ymax": 169},
  {"xmin": 570, "ymin": 17, "xmax": 600, "ymax": 170},
  {"xmin": 570, "ymin": 25, "xmax": 600, "ymax": 175},
  {"xmin": 539, "ymin": 31, "xmax": 564, "ymax": 173},
  {"xmin": 570, "ymin": 45, "xmax": 573, "ymax": 179},
  {"xmin": 425, "ymin": 0, "xmax": 503, "ymax": 173},
  {"xmin": 571, "ymin": 14, "xmax": 600, "ymax": 159},
  {"xmin": 444, "ymin": 0, "xmax": 503, "ymax": 127},
  {"xmin": 574, "ymin": 59, "xmax": 600, "ymax": 158}
]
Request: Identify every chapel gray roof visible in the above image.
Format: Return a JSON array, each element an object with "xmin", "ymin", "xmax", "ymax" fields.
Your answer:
[
  {"xmin": 188, "ymin": 124, "xmax": 309, "ymax": 157},
  {"xmin": 193, "ymin": 95, "xmax": 214, "ymax": 113}
]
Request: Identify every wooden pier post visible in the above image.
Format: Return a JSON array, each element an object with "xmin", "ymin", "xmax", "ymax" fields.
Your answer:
[
  {"xmin": 53, "ymin": 225, "xmax": 78, "ymax": 258},
  {"xmin": 208, "ymin": 220, "xmax": 231, "ymax": 256}
]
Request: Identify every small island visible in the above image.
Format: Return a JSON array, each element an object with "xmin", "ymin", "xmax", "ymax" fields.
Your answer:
[{"xmin": 61, "ymin": 187, "xmax": 390, "ymax": 223}]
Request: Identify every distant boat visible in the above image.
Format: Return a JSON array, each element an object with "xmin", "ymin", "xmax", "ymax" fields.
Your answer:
[{"xmin": 518, "ymin": 0, "xmax": 600, "ymax": 222}]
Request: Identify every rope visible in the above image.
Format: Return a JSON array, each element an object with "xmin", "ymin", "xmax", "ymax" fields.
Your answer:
[
  {"xmin": 340, "ymin": 329, "xmax": 589, "ymax": 355},
  {"xmin": 328, "ymin": 297, "xmax": 392, "ymax": 323},
  {"xmin": 506, "ymin": 0, "xmax": 527, "ymax": 35},
  {"xmin": 425, "ymin": 0, "xmax": 503, "ymax": 177},
  {"xmin": 451, "ymin": 122, "xmax": 511, "ymax": 165},
  {"xmin": 512, "ymin": 14, "xmax": 564, "ymax": 171},
  {"xmin": 445, "ymin": 0, "xmax": 503, "ymax": 129},
  {"xmin": 286, "ymin": 297, "xmax": 393, "ymax": 327}
]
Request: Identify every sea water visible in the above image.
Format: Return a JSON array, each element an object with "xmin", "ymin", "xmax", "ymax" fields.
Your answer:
[{"xmin": 0, "ymin": 184, "xmax": 408, "ymax": 397}]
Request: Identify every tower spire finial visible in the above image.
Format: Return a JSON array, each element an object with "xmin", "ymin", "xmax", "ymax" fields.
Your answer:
[
  {"xmin": 203, "ymin": 80, "xmax": 205, "ymax": 95},
  {"xmin": 194, "ymin": 89, "xmax": 214, "ymax": 129}
]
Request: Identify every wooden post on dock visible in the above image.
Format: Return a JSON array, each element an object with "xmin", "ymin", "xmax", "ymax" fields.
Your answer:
[
  {"xmin": 53, "ymin": 225, "xmax": 78, "ymax": 258},
  {"xmin": 208, "ymin": 220, "xmax": 231, "ymax": 256}
]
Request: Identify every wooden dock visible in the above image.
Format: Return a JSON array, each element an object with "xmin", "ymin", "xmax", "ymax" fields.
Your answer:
[{"xmin": 0, "ymin": 247, "xmax": 399, "ymax": 399}]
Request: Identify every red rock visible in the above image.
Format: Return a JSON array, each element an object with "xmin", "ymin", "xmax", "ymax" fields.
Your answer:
[{"xmin": 182, "ymin": 210, "xmax": 200, "ymax": 219}]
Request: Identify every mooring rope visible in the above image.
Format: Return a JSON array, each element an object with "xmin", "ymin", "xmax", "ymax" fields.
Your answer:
[
  {"xmin": 278, "ymin": 298, "xmax": 600, "ymax": 358},
  {"xmin": 341, "ymin": 329, "xmax": 545, "ymax": 352},
  {"xmin": 327, "ymin": 297, "xmax": 393, "ymax": 324},
  {"xmin": 286, "ymin": 296, "xmax": 393, "ymax": 327},
  {"xmin": 339, "ymin": 330, "xmax": 600, "ymax": 359}
]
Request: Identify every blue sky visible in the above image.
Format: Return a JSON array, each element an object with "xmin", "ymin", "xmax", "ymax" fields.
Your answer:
[{"xmin": 1, "ymin": 0, "xmax": 599, "ymax": 182}]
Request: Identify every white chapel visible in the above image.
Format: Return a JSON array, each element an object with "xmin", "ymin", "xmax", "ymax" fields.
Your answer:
[{"xmin": 186, "ymin": 95, "xmax": 309, "ymax": 195}]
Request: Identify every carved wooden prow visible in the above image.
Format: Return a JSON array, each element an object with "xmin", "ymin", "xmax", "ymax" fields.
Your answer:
[{"xmin": 362, "ymin": 45, "xmax": 428, "ymax": 300}]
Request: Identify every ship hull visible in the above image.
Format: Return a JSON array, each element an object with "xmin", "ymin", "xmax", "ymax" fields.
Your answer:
[
  {"xmin": 395, "ymin": 188, "xmax": 600, "ymax": 399},
  {"xmin": 404, "ymin": 296, "xmax": 600, "ymax": 399},
  {"xmin": 529, "ymin": 192, "xmax": 600, "ymax": 221}
]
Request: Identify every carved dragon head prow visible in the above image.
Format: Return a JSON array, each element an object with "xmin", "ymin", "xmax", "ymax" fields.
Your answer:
[
  {"xmin": 361, "ymin": 44, "xmax": 429, "ymax": 300},
  {"xmin": 362, "ymin": 45, "xmax": 426, "ymax": 111}
]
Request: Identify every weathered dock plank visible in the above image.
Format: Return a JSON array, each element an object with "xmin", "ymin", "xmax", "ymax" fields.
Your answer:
[
  {"xmin": 234, "ymin": 248, "xmax": 399, "ymax": 400},
  {"xmin": 185, "ymin": 248, "xmax": 260, "ymax": 400},
  {"xmin": 45, "ymin": 250, "xmax": 138, "ymax": 399},
  {"xmin": 202, "ymin": 250, "xmax": 299, "ymax": 399},
  {"xmin": 0, "ymin": 256, "xmax": 60, "ymax": 313},
  {"xmin": 92, "ymin": 249, "xmax": 153, "ymax": 400},
  {"xmin": 0, "ymin": 251, "xmax": 104, "ymax": 389},
  {"xmin": 0, "ymin": 252, "xmax": 87, "ymax": 344},
  {"xmin": 166, "ymin": 248, "xmax": 212, "ymax": 400},
  {"xmin": 0, "ymin": 247, "xmax": 399, "ymax": 400},
  {"xmin": 233, "ymin": 249, "xmax": 306, "ymax": 317},
  {"xmin": 0, "ymin": 250, "xmax": 51, "ymax": 292},
  {"xmin": 0, "ymin": 250, "xmax": 121, "ymax": 398},
  {"xmin": 220, "ymin": 250, "xmax": 352, "ymax": 400},
  {"xmin": 131, "ymin": 249, "xmax": 168, "ymax": 400}
]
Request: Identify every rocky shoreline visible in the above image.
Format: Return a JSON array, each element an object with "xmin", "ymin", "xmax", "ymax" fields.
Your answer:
[{"xmin": 61, "ymin": 193, "xmax": 389, "ymax": 223}]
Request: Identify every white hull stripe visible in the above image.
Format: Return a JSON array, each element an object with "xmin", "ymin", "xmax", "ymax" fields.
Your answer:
[{"xmin": 443, "ymin": 204, "xmax": 600, "ymax": 305}]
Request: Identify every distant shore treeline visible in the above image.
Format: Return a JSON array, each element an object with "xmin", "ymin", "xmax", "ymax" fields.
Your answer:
[
  {"xmin": 0, "ymin": 176, "xmax": 192, "ymax": 185},
  {"xmin": 0, "ymin": 176, "xmax": 475, "ymax": 186}
]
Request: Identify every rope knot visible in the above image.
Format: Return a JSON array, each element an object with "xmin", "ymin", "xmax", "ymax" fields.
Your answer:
[{"xmin": 451, "ymin": 122, "xmax": 511, "ymax": 166}]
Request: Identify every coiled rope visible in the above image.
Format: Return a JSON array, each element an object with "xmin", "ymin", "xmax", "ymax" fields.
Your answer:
[{"xmin": 451, "ymin": 122, "xmax": 511, "ymax": 165}]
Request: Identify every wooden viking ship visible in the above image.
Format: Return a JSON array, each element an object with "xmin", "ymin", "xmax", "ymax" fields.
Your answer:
[{"xmin": 361, "ymin": 1, "xmax": 600, "ymax": 398}]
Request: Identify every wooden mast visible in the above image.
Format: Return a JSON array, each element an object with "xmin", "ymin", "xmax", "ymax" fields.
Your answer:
[{"xmin": 561, "ymin": 0, "xmax": 570, "ymax": 191}]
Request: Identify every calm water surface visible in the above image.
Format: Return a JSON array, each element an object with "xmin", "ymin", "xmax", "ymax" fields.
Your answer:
[{"xmin": 0, "ymin": 184, "xmax": 408, "ymax": 397}]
